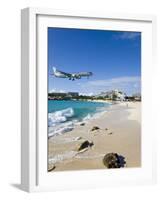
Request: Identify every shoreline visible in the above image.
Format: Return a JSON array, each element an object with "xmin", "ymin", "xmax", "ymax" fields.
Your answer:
[
  {"xmin": 48, "ymin": 101, "xmax": 141, "ymax": 171},
  {"xmin": 48, "ymin": 98, "xmax": 114, "ymax": 104},
  {"xmin": 48, "ymin": 99, "xmax": 111, "ymax": 137}
]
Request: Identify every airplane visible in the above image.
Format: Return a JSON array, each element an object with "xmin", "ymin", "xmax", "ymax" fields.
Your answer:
[{"xmin": 52, "ymin": 67, "xmax": 93, "ymax": 81}]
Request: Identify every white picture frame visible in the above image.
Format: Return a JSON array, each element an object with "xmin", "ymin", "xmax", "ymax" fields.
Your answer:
[{"xmin": 21, "ymin": 7, "xmax": 157, "ymax": 192}]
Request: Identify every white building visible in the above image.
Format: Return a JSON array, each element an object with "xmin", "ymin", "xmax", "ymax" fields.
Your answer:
[
  {"xmin": 112, "ymin": 89, "xmax": 125, "ymax": 101},
  {"xmin": 95, "ymin": 89, "xmax": 125, "ymax": 101}
]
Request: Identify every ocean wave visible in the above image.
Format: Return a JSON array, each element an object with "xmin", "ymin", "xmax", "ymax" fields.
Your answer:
[
  {"xmin": 83, "ymin": 113, "xmax": 92, "ymax": 121},
  {"xmin": 81, "ymin": 110, "xmax": 107, "ymax": 123},
  {"xmin": 48, "ymin": 105, "xmax": 108, "ymax": 137},
  {"xmin": 48, "ymin": 107, "xmax": 74, "ymax": 126},
  {"xmin": 48, "ymin": 107, "xmax": 75, "ymax": 137}
]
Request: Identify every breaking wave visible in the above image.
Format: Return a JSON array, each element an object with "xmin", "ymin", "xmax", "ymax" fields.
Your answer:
[
  {"xmin": 48, "ymin": 107, "xmax": 74, "ymax": 126},
  {"xmin": 48, "ymin": 105, "xmax": 109, "ymax": 137},
  {"xmin": 48, "ymin": 108, "xmax": 75, "ymax": 137}
]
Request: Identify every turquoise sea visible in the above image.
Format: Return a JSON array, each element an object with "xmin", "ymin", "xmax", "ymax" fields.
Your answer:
[{"xmin": 48, "ymin": 100, "xmax": 109, "ymax": 137}]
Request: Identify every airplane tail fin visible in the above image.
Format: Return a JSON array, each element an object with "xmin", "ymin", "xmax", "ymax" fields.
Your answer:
[{"xmin": 53, "ymin": 67, "xmax": 57, "ymax": 73}]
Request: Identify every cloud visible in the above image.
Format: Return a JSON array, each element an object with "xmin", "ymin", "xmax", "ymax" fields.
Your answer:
[
  {"xmin": 79, "ymin": 92, "xmax": 94, "ymax": 96},
  {"xmin": 79, "ymin": 76, "xmax": 141, "ymax": 95},
  {"xmin": 49, "ymin": 88, "xmax": 66, "ymax": 93},
  {"xmin": 114, "ymin": 32, "xmax": 141, "ymax": 40},
  {"xmin": 49, "ymin": 88, "xmax": 56, "ymax": 93},
  {"xmin": 49, "ymin": 77, "xmax": 141, "ymax": 96},
  {"xmin": 88, "ymin": 76, "xmax": 140, "ymax": 86}
]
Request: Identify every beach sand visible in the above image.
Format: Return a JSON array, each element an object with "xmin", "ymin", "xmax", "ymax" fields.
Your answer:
[{"xmin": 48, "ymin": 102, "xmax": 141, "ymax": 171}]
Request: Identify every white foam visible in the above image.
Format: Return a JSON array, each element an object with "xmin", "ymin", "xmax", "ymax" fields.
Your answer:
[
  {"xmin": 48, "ymin": 107, "xmax": 74, "ymax": 127},
  {"xmin": 50, "ymin": 136, "xmax": 83, "ymax": 144},
  {"xmin": 82, "ymin": 110, "xmax": 107, "ymax": 124},
  {"xmin": 48, "ymin": 121, "xmax": 74, "ymax": 137},
  {"xmin": 75, "ymin": 153, "xmax": 105, "ymax": 159},
  {"xmin": 83, "ymin": 113, "xmax": 92, "ymax": 121},
  {"xmin": 49, "ymin": 151, "xmax": 105, "ymax": 165},
  {"xmin": 48, "ymin": 108, "xmax": 75, "ymax": 137},
  {"xmin": 49, "ymin": 151, "xmax": 77, "ymax": 165}
]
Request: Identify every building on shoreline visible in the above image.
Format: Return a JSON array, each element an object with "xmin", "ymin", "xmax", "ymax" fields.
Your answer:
[
  {"xmin": 48, "ymin": 90, "xmax": 141, "ymax": 101},
  {"xmin": 94, "ymin": 89, "xmax": 126, "ymax": 101},
  {"xmin": 48, "ymin": 92, "xmax": 79, "ymax": 100}
]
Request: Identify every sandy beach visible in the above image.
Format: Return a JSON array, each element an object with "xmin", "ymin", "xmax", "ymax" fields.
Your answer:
[{"xmin": 48, "ymin": 101, "xmax": 141, "ymax": 171}]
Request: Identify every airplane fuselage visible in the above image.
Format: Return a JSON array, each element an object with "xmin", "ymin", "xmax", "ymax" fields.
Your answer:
[{"xmin": 52, "ymin": 67, "xmax": 93, "ymax": 81}]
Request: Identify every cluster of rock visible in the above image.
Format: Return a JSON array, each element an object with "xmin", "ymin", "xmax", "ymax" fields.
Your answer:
[
  {"xmin": 48, "ymin": 124, "xmax": 126, "ymax": 172},
  {"xmin": 90, "ymin": 126, "xmax": 100, "ymax": 131},
  {"xmin": 90, "ymin": 126, "xmax": 113, "ymax": 135}
]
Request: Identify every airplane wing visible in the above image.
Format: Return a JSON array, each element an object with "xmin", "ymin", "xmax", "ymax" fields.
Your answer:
[
  {"xmin": 75, "ymin": 72, "xmax": 93, "ymax": 78},
  {"xmin": 58, "ymin": 70, "xmax": 72, "ymax": 77}
]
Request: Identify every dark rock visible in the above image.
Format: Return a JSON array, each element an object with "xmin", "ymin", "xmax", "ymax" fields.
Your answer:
[
  {"xmin": 80, "ymin": 123, "xmax": 85, "ymax": 126},
  {"xmin": 78, "ymin": 140, "xmax": 94, "ymax": 151},
  {"xmin": 108, "ymin": 132, "xmax": 113, "ymax": 135},
  {"xmin": 103, "ymin": 153, "xmax": 126, "ymax": 168},
  {"xmin": 48, "ymin": 165, "xmax": 56, "ymax": 172},
  {"xmin": 105, "ymin": 128, "xmax": 108, "ymax": 131},
  {"xmin": 91, "ymin": 126, "xmax": 100, "ymax": 131}
]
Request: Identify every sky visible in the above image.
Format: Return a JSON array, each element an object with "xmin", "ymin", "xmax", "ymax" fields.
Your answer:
[{"xmin": 48, "ymin": 28, "xmax": 141, "ymax": 96}]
